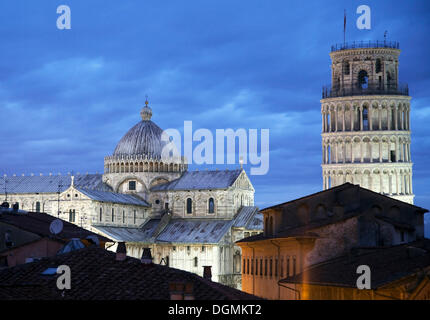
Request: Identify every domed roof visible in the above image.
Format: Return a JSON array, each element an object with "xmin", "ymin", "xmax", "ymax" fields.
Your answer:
[{"xmin": 113, "ymin": 101, "xmax": 168, "ymax": 158}]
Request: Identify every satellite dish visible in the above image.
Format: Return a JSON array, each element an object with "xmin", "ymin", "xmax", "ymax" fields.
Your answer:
[{"xmin": 49, "ymin": 219, "xmax": 64, "ymax": 235}]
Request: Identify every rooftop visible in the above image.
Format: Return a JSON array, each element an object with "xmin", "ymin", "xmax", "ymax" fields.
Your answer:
[
  {"xmin": 279, "ymin": 239, "xmax": 430, "ymax": 288},
  {"xmin": 330, "ymin": 40, "xmax": 400, "ymax": 52},
  {"xmin": 151, "ymin": 169, "xmax": 243, "ymax": 191},
  {"xmin": 0, "ymin": 246, "xmax": 261, "ymax": 300},
  {"xmin": 0, "ymin": 211, "xmax": 111, "ymax": 247}
]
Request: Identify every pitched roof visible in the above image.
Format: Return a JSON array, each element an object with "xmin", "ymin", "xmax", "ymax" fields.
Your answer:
[
  {"xmin": 93, "ymin": 218, "xmax": 234, "ymax": 244},
  {"xmin": 0, "ymin": 247, "xmax": 261, "ymax": 300},
  {"xmin": 0, "ymin": 174, "xmax": 111, "ymax": 194},
  {"xmin": 232, "ymin": 206, "xmax": 262, "ymax": 230},
  {"xmin": 156, "ymin": 219, "xmax": 233, "ymax": 244},
  {"xmin": 151, "ymin": 169, "xmax": 243, "ymax": 191},
  {"xmin": 0, "ymin": 211, "xmax": 111, "ymax": 244},
  {"xmin": 76, "ymin": 187, "xmax": 150, "ymax": 206},
  {"xmin": 279, "ymin": 239, "xmax": 430, "ymax": 289},
  {"xmin": 93, "ymin": 219, "xmax": 161, "ymax": 242},
  {"xmin": 261, "ymin": 183, "xmax": 428, "ymax": 213}
]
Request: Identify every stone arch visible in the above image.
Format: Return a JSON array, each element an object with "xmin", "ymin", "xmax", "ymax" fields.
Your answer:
[
  {"xmin": 149, "ymin": 176, "xmax": 170, "ymax": 189},
  {"xmin": 114, "ymin": 176, "xmax": 148, "ymax": 193}
]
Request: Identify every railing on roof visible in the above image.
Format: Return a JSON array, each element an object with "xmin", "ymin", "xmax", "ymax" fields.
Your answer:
[
  {"xmin": 331, "ymin": 40, "xmax": 400, "ymax": 52},
  {"xmin": 322, "ymin": 83, "xmax": 409, "ymax": 99}
]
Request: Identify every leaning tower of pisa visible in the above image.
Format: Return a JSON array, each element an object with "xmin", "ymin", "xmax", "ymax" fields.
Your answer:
[{"xmin": 321, "ymin": 40, "xmax": 414, "ymax": 204}]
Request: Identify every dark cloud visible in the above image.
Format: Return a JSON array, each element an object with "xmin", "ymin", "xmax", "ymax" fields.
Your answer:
[{"xmin": 0, "ymin": 0, "xmax": 430, "ymax": 214}]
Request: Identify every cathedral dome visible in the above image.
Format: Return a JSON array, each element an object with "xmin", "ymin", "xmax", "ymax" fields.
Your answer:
[{"xmin": 113, "ymin": 101, "xmax": 167, "ymax": 158}]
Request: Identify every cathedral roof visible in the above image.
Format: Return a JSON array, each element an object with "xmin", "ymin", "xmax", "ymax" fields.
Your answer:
[
  {"xmin": 112, "ymin": 101, "xmax": 168, "ymax": 158},
  {"xmin": 0, "ymin": 174, "xmax": 110, "ymax": 194},
  {"xmin": 93, "ymin": 206, "xmax": 262, "ymax": 244},
  {"xmin": 75, "ymin": 187, "xmax": 150, "ymax": 207},
  {"xmin": 151, "ymin": 169, "xmax": 243, "ymax": 191}
]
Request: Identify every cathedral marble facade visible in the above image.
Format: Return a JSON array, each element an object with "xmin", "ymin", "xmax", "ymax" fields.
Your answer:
[{"xmin": 0, "ymin": 101, "xmax": 262, "ymax": 289}]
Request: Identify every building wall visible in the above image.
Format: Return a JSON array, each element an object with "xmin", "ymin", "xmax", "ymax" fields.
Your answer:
[{"xmin": 3, "ymin": 238, "xmax": 63, "ymax": 267}]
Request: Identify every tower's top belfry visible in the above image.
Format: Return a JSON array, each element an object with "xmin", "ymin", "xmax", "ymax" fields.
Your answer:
[
  {"xmin": 320, "ymin": 40, "xmax": 414, "ymax": 205},
  {"xmin": 323, "ymin": 41, "xmax": 408, "ymax": 99}
]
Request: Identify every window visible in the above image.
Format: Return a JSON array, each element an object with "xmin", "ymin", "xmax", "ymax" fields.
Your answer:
[
  {"xmin": 35, "ymin": 202, "xmax": 41, "ymax": 213},
  {"xmin": 208, "ymin": 198, "xmax": 215, "ymax": 214},
  {"xmin": 247, "ymin": 259, "xmax": 249, "ymax": 275},
  {"xmin": 264, "ymin": 259, "xmax": 268, "ymax": 276},
  {"xmin": 128, "ymin": 181, "xmax": 136, "ymax": 191},
  {"xmin": 293, "ymin": 257, "xmax": 296, "ymax": 275},
  {"xmin": 194, "ymin": 257, "xmax": 198, "ymax": 267},
  {"xmin": 358, "ymin": 70, "xmax": 369, "ymax": 89},
  {"xmin": 187, "ymin": 246, "xmax": 191, "ymax": 253},
  {"xmin": 280, "ymin": 257, "xmax": 284, "ymax": 278},
  {"xmin": 275, "ymin": 258, "xmax": 278, "ymax": 277},
  {"xmin": 155, "ymin": 199, "xmax": 160, "ymax": 205},
  {"xmin": 133, "ymin": 210, "xmax": 136, "ymax": 224},
  {"xmin": 363, "ymin": 107, "xmax": 369, "ymax": 130},
  {"xmin": 243, "ymin": 258, "xmax": 246, "ymax": 274},
  {"xmin": 165, "ymin": 256, "xmax": 170, "ymax": 267},
  {"xmin": 173, "ymin": 246, "xmax": 176, "ymax": 251},
  {"xmin": 99, "ymin": 208, "xmax": 102, "ymax": 221},
  {"xmin": 165, "ymin": 202, "xmax": 169, "ymax": 210},
  {"xmin": 186, "ymin": 198, "xmax": 192, "ymax": 214},
  {"xmin": 391, "ymin": 150, "xmax": 396, "ymax": 162},
  {"xmin": 75, "ymin": 194, "xmax": 78, "ymax": 198},
  {"xmin": 260, "ymin": 259, "xmax": 263, "ymax": 276},
  {"xmin": 201, "ymin": 246, "xmax": 205, "ymax": 252},
  {"xmin": 122, "ymin": 210, "xmax": 125, "ymax": 223},
  {"xmin": 69, "ymin": 209, "xmax": 75, "ymax": 222},
  {"xmin": 255, "ymin": 259, "xmax": 258, "ymax": 276},
  {"xmin": 375, "ymin": 59, "xmax": 382, "ymax": 73},
  {"xmin": 251, "ymin": 258, "xmax": 254, "ymax": 275},
  {"xmin": 286, "ymin": 257, "xmax": 290, "ymax": 276},
  {"xmin": 112, "ymin": 208, "xmax": 114, "ymax": 222}
]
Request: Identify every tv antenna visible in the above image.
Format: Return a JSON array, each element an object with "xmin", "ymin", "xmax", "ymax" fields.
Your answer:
[{"xmin": 57, "ymin": 180, "xmax": 63, "ymax": 217}]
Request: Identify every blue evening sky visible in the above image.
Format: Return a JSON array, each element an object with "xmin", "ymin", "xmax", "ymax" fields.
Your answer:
[{"xmin": 0, "ymin": 1, "xmax": 429, "ymax": 221}]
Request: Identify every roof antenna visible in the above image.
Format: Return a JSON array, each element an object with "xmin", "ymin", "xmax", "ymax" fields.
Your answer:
[
  {"xmin": 57, "ymin": 180, "xmax": 63, "ymax": 218},
  {"xmin": 384, "ymin": 30, "xmax": 388, "ymax": 44}
]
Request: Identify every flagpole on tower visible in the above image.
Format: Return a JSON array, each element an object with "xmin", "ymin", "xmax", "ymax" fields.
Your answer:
[{"xmin": 344, "ymin": 9, "xmax": 346, "ymax": 46}]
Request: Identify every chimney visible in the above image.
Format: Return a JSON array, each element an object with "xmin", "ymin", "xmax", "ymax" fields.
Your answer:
[
  {"xmin": 169, "ymin": 282, "xmax": 185, "ymax": 300},
  {"xmin": 183, "ymin": 282, "xmax": 195, "ymax": 300},
  {"xmin": 203, "ymin": 266, "xmax": 212, "ymax": 281},
  {"xmin": 116, "ymin": 242, "xmax": 127, "ymax": 261},
  {"xmin": 141, "ymin": 247, "xmax": 153, "ymax": 265}
]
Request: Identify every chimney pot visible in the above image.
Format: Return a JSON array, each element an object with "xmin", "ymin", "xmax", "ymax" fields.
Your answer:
[
  {"xmin": 203, "ymin": 266, "xmax": 212, "ymax": 281},
  {"xmin": 116, "ymin": 242, "xmax": 127, "ymax": 261},
  {"xmin": 141, "ymin": 247, "xmax": 153, "ymax": 265}
]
